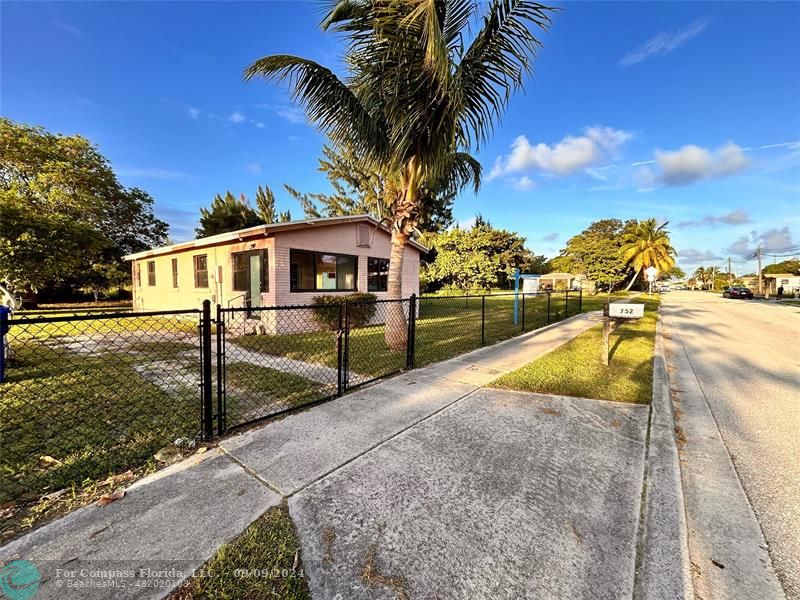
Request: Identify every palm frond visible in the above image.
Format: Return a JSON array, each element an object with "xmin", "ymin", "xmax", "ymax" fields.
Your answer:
[
  {"xmin": 455, "ymin": 0, "xmax": 555, "ymax": 147},
  {"xmin": 244, "ymin": 54, "xmax": 384, "ymax": 162}
]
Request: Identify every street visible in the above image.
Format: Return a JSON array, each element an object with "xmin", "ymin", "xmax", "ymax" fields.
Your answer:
[{"xmin": 662, "ymin": 291, "xmax": 800, "ymax": 599}]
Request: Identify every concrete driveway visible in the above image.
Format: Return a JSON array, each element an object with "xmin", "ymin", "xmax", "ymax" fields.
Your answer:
[
  {"xmin": 290, "ymin": 389, "xmax": 648, "ymax": 599},
  {"xmin": 661, "ymin": 291, "xmax": 800, "ymax": 599}
]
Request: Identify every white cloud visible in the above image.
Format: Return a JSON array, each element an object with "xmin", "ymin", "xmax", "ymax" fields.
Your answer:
[
  {"xmin": 619, "ymin": 19, "xmax": 710, "ymax": 68},
  {"xmin": 229, "ymin": 111, "xmax": 246, "ymax": 124},
  {"xmin": 677, "ymin": 209, "xmax": 751, "ymax": 228},
  {"xmin": 53, "ymin": 20, "xmax": 81, "ymax": 36},
  {"xmin": 678, "ymin": 248, "xmax": 722, "ymax": 265},
  {"xmin": 725, "ymin": 227, "xmax": 796, "ymax": 257},
  {"xmin": 489, "ymin": 126, "xmax": 632, "ymax": 180},
  {"xmin": 513, "ymin": 176, "xmax": 536, "ymax": 191},
  {"xmin": 187, "ymin": 107, "xmax": 201, "ymax": 120},
  {"xmin": 275, "ymin": 106, "xmax": 306, "ymax": 124},
  {"xmin": 649, "ymin": 142, "xmax": 749, "ymax": 185},
  {"xmin": 246, "ymin": 163, "xmax": 263, "ymax": 174}
]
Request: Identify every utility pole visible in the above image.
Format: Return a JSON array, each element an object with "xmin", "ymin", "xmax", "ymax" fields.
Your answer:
[
  {"xmin": 756, "ymin": 246, "xmax": 763, "ymax": 296},
  {"xmin": 728, "ymin": 257, "xmax": 732, "ymax": 287}
]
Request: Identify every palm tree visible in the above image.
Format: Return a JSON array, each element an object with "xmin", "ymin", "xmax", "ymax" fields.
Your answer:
[
  {"xmin": 245, "ymin": 0, "xmax": 555, "ymax": 348},
  {"xmin": 621, "ymin": 219, "xmax": 677, "ymax": 291},
  {"xmin": 692, "ymin": 267, "xmax": 707, "ymax": 290}
]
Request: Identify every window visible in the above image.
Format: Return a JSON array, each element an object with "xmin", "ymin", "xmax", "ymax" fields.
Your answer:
[
  {"xmin": 357, "ymin": 224, "xmax": 371, "ymax": 247},
  {"xmin": 290, "ymin": 250, "xmax": 357, "ymax": 292},
  {"xmin": 135, "ymin": 263, "xmax": 141, "ymax": 287},
  {"xmin": 367, "ymin": 257, "xmax": 389, "ymax": 292},
  {"xmin": 147, "ymin": 261, "xmax": 156, "ymax": 286},
  {"xmin": 232, "ymin": 250, "xmax": 268, "ymax": 293},
  {"xmin": 193, "ymin": 254, "xmax": 208, "ymax": 288},
  {"xmin": 171, "ymin": 258, "xmax": 178, "ymax": 288}
]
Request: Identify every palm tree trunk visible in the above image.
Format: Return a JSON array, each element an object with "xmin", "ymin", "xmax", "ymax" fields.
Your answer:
[
  {"xmin": 624, "ymin": 267, "xmax": 641, "ymax": 292},
  {"xmin": 385, "ymin": 226, "xmax": 409, "ymax": 350}
]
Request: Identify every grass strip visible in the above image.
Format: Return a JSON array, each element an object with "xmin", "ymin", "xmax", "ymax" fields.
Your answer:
[
  {"xmin": 490, "ymin": 298, "xmax": 659, "ymax": 404},
  {"xmin": 171, "ymin": 504, "xmax": 311, "ymax": 600}
]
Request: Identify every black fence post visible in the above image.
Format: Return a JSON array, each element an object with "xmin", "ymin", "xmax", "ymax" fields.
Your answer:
[
  {"xmin": 336, "ymin": 302, "xmax": 344, "ymax": 397},
  {"xmin": 215, "ymin": 304, "xmax": 227, "ymax": 436},
  {"xmin": 481, "ymin": 295, "xmax": 486, "ymax": 346},
  {"xmin": 546, "ymin": 292, "xmax": 552, "ymax": 324},
  {"xmin": 0, "ymin": 306, "xmax": 8, "ymax": 383},
  {"xmin": 201, "ymin": 299, "xmax": 213, "ymax": 441},
  {"xmin": 521, "ymin": 293, "xmax": 526, "ymax": 331},
  {"xmin": 579, "ymin": 289, "xmax": 583, "ymax": 313},
  {"xmin": 406, "ymin": 294, "xmax": 417, "ymax": 370},
  {"xmin": 343, "ymin": 299, "xmax": 350, "ymax": 392},
  {"xmin": 565, "ymin": 290, "xmax": 570, "ymax": 318}
]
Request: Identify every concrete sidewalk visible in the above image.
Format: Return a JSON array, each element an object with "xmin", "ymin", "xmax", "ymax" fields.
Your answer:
[{"xmin": 0, "ymin": 312, "xmax": 603, "ymax": 599}]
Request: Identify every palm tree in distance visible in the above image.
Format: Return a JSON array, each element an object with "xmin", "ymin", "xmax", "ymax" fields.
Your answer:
[
  {"xmin": 621, "ymin": 219, "xmax": 677, "ymax": 292},
  {"xmin": 245, "ymin": 0, "xmax": 556, "ymax": 348}
]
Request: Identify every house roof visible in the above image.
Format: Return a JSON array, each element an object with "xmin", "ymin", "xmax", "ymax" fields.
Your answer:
[
  {"xmin": 123, "ymin": 214, "xmax": 428, "ymax": 261},
  {"xmin": 538, "ymin": 272, "xmax": 577, "ymax": 279},
  {"xmin": 764, "ymin": 273, "xmax": 799, "ymax": 279}
]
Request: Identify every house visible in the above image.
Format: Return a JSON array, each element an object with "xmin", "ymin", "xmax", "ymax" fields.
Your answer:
[
  {"xmin": 537, "ymin": 272, "xmax": 585, "ymax": 291},
  {"xmin": 123, "ymin": 215, "xmax": 426, "ymax": 333},
  {"xmin": 764, "ymin": 273, "xmax": 800, "ymax": 296}
]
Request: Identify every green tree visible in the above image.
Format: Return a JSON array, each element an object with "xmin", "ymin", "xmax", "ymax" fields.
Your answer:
[
  {"xmin": 196, "ymin": 192, "xmax": 263, "ymax": 237},
  {"xmin": 285, "ymin": 144, "xmax": 455, "ymax": 233},
  {"xmin": 422, "ymin": 221, "xmax": 538, "ymax": 291},
  {"xmin": 246, "ymin": 0, "xmax": 554, "ymax": 348},
  {"xmin": 551, "ymin": 219, "xmax": 635, "ymax": 293},
  {"xmin": 0, "ymin": 118, "xmax": 167, "ymax": 297},
  {"xmin": 255, "ymin": 185, "xmax": 291, "ymax": 224},
  {"xmin": 763, "ymin": 259, "xmax": 800, "ymax": 275},
  {"xmin": 620, "ymin": 219, "xmax": 677, "ymax": 291}
]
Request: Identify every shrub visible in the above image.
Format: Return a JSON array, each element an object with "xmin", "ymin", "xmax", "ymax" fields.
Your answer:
[{"xmin": 311, "ymin": 293, "xmax": 378, "ymax": 330}]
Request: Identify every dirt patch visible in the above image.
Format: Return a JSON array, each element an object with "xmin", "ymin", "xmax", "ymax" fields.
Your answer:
[
  {"xmin": 541, "ymin": 406, "xmax": 562, "ymax": 416},
  {"xmin": 322, "ymin": 527, "xmax": 336, "ymax": 566}
]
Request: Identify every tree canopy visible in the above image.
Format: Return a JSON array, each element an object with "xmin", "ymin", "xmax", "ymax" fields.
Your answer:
[
  {"xmin": 551, "ymin": 219, "xmax": 636, "ymax": 292},
  {"xmin": 421, "ymin": 220, "xmax": 547, "ymax": 292},
  {"xmin": 763, "ymin": 259, "xmax": 800, "ymax": 275},
  {"xmin": 0, "ymin": 118, "xmax": 168, "ymax": 296},
  {"xmin": 196, "ymin": 185, "xmax": 291, "ymax": 237}
]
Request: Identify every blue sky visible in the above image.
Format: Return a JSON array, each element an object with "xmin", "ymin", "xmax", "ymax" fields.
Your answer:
[{"xmin": 3, "ymin": 1, "xmax": 799, "ymax": 275}]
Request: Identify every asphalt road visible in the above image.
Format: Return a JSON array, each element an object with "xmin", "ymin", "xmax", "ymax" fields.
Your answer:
[{"xmin": 662, "ymin": 291, "xmax": 800, "ymax": 599}]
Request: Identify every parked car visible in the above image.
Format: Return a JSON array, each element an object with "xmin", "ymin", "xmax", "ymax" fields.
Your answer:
[
  {"xmin": 723, "ymin": 286, "xmax": 754, "ymax": 299},
  {"xmin": 658, "ymin": 285, "xmax": 670, "ymax": 293},
  {"xmin": 672, "ymin": 284, "xmax": 686, "ymax": 290}
]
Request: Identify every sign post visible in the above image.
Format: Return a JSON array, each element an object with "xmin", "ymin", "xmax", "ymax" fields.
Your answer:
[
  {"xmin": 645, "ymin": 266, "xmax": 659, "ymax": 296},
  {"xmin": 602, "ymin": 300, "xmax": 644, "ymax": 365}
]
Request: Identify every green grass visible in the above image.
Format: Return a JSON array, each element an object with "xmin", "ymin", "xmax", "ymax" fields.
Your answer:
[
  {"xmin": 0, "ymin": 341, "xmax": 199, "ymax": 505},
  {"xmin": 7, "ymin": 314, "xmax": 199, "ymax": 341},
  {"xmin": 171, "ymin": 504, "xmax": 311, "ymax": 600},
  {"xmin": 491, "ymin": 297, "xmax": 660, "ymax": 404},
  {"xmin": 232, "ymin": 293, "xmax": 626, "ymax": 379},
  {"xmin": 223, "ymin": 362, "xmax": 324, "ymax": 425}
]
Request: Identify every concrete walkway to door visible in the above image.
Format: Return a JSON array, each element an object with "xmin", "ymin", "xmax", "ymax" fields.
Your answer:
[{"xmin": 1, "ymin": 311, "xmax": 650, "ymax": 600}]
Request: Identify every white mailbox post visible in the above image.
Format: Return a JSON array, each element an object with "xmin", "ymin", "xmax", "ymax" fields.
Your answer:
[{"xmin": 602, "ymin": 300, "xmax": 645, "ymax": 365}]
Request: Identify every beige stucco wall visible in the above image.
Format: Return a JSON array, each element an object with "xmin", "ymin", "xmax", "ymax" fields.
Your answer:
[{"xmin": 130, "ymin": 222, "xmax": 421, "ymax": 316}]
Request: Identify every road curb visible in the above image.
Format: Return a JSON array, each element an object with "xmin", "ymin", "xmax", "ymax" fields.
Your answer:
[
  {"xmin": 633, "ymin": 317, "xmax": 694, "ymax": 599},
  {"xmin": 661, "ymin": 311, "xmax": 786, "ymax": 599}
]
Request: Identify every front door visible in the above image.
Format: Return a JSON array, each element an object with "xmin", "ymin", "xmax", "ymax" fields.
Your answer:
[{"xmin": 248, "ymin": 253, "xmax": 263, "ymax": 309}]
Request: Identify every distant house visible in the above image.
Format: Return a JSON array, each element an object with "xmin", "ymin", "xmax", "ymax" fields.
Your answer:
[
  {"xmin": 123, "ymin": 215, "xmax": 425, "ymax": 332},
  {"xmin": 764, "ymin": 273, "xmax": 800, "ymax": 295},
  {"xmin": 537, "ymin": 272, "xmax": 585, "ymax": 291}
]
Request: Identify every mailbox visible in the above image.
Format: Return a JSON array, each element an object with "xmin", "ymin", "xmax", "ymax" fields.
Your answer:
[{"xmin": 608, "ymin": 302, "xmax": 644, "ymax": 319}]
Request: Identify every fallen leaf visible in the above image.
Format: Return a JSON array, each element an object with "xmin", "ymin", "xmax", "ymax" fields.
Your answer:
[
  {"xmin": 711, "ymin": 559, "xmax": 725, "ymax": 569},
  {"xmin": 39, "ymin": 455, "xmax": 63, "ymax": 467},
  {"xmin": 43, "ymin": 489, "xmax": 67, "ymax": 501},
  {"xmin": 96, "ymin": 490, "xmax": 125, "ymax": 507},
  {"xmin": 195, "ymin": 447, "xmax": 208, "ymax": 455},
  {"xmin": 98, "ymin": 470, "xmax": 134, "ymax": 487}
]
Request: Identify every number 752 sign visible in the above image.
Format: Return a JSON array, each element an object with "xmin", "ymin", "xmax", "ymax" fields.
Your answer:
[{"xmin": 608, "ymin": 303, "xmax": 644, "ymax": 319}]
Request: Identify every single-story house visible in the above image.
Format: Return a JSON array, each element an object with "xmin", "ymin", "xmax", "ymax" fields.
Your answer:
[
  {"xmin": 123, "ymin": 215, "xmax": 426, "ymax": 333},
  {"xmin": 537, "ymin": 272, "xmax": 585, "ymax": 291},
  {"xmin": 764, "ymin": 273, "xmax": 800, "ymax": 296}
]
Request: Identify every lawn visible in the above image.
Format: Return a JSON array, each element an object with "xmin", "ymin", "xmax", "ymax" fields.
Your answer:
[
  {"xmin": 223, "ymin": 362, "xmax": 326, "ymax": 427},
  {"xmin": 0, "ymin": 332, "xmax": 202, "ymax": 541},
  {"xmin": 491, "ymin": 297, "xmax": 660, "ymax": 404},
  {"xmin": 6, "ymin": 312, "xmax": 200, "ymax": 341},
  {"xmin": 171, "ymin": 504, "xmax": 310, "ymax": 600},
  {"xmin": 232, "ymin": 292, "xmax": 623, "ymax": 381}
]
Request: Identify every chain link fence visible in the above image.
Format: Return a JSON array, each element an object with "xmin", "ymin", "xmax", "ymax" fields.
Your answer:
[
  {"xmin": 0, "ymin": 290, "xmax": 581, "ymax": 503},
  {"xmin": 0, "ymin": 309, "xmax": 203, "ymax": 504}
]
